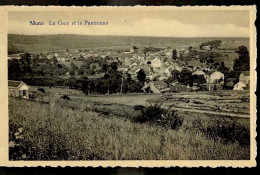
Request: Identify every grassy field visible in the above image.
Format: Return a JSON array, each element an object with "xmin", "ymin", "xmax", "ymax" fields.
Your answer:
[{"xmin": 9, "ymin": 97, "xmax": 250, "ymax": 160}]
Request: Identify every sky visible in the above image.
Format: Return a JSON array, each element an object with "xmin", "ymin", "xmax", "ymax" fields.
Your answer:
[{"xmin": 8, "ymin": 9, "xmax": 250, "ymax": 37}]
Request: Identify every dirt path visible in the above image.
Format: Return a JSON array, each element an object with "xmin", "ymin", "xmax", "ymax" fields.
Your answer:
[{"xmin": 71, "ymin": 94, "xmax": 160, "ymax": 106}]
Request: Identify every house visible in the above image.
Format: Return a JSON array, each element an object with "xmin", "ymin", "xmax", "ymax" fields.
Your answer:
[
  {"xmin": 151, "ymin": 58, "xmax": 162, "ymax": 68},
  {"xmin": 8, "ymin": 80, "xmax": 29, "ymax": 99},
  {"xmin": 233, "ymin": 82, "xmax": 247, "ymax": 91},
  {"xmin": 157, "ymin": 74, "xmax": 168, "ymax": 81},
  {"xmin": 192, "ymin": 70, "xmax": 206, "ymax": 76},
  {"xmin": 239, "ymin": 71, "xmax": 250, "ymax": 86},
  {"xmin": 142, "ymin": 80, "xmax": 168, "ymax": 93},
  {"xmin": 57, "ymin": 57, "xmax": 66, "ymax": 62},
  {"xmin": 130, "ymin": 46, "xmax": 138, "ymax": 53},
  {"xmin": 202, "ymin": 45, "xmax": 212, "ymax": 50},
  {"xmin": 169, "ymin": 84, "xmax": 192, "ymax": 93},
  {"xmin": 142, "ymin": 82, "xmax": 160, "ymax": 93},
  {"xmin": 130, "ymin": 62, "xmax": 138, "ymax": 68},
  {"xmin": 118, "ymin": 65, "xmax": 129, "ymax": 72},
  {"xmin": 164, "ymin": 65, "xmax": 176, "ymax": 77},
  {"xmin": 153, "ymin": 80, "xmax": 168, "ymax": 90},
  {"xmin": 207, "ymin": 71, "xmax": 224, "ymax": 84},
  {"xmin": 47, "ymin": 55, "xmax": 54, "ymax": 59}
]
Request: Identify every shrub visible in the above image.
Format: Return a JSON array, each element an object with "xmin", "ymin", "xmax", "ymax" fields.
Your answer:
[
  {"xmin": 37, "ymin": 87, "xmax": 45, "ymax": 93},
  {"xmin": 186, "ymin": 117, "xmax": 250, "ymax": 146},
  {"xmin": 61, "ymin": 95, "xmax": 71, "ymax": 100},
  {"xmin": 133, "ymin": 105, "xmax": 145, "ymax": 110},
  {"xmin": 134, "ymin": 104, "xmax": 183, "ymax": 130},
  {"xmin": 205, "ymin": 117, "xmax": 250, "ymax": 146},
  {"xmin": 29, "ymin": 93, "xmax": 36, "ymax": 100}
]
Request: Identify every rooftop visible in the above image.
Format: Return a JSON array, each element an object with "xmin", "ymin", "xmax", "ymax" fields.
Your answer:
[{"xmin": 8, "ymin": 80, "xmax": 23, "ymax": 88}]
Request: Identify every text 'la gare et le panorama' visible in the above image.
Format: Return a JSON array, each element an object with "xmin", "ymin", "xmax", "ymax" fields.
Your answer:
[{"xmin": 30, "ymin": 20, "xmax": 109, "ymax": 26}]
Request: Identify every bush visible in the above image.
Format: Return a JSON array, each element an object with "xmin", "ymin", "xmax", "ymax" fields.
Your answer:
[
  {"xmin": 134, "ymin": 104, "xmax": 183, "ymax": 130},
  {"xmin": 61, "ymin": 95, "xmax": 71, "ymax": 100},
  {"xmin": 37, "ymin": 87, "xmax": 45, "ymax": 93},
  {"xmin": 133, "ymin": 105, "xmax": 145, "ymax": 110},
  {"xmin": 29, "ymin": 93, "xmax": 36, "ymax": 100},
  {"xmin": 206, "ymin": 117, "xmax": 250, "ymax": 146},
  {"xmin": 185, "ymin": 117, "xmax": 250, "ymax": 146}
]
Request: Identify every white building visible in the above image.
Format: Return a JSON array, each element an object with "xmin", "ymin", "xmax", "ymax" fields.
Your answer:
[
  {"xmin": 151, "ymin": 58, "xmax": 162, "ymax": 68},
  {"xmin": 8, "ymin": 80, "xmax": 29, "ymax": 99},
  {"xmin": 233, "ymin": 82, "xmax": 247, "ymax": 90}
]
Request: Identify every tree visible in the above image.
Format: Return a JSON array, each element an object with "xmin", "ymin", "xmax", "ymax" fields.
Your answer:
[
  {"xmin": 92, "ymin": 65, "xmax": 97, "ymax": 70},
  {"xmin": 217, "ymin": 61, "xmax": 230, "ymax": 75},
  {"xmin": 102, "ymin": 63, "xmax": 108, "ymax": 72},
  {"xmin": 20, "ymin": 53, "xmax": 32, "ymax": 74},
  {"xmin": 104, "ymin": 73, "xmax": 110, "ymax": 79},
  {"xmin": 70, "ymin": 62, "xmax": 78, "ymax": 70},
  {"xmin": 125, "ymin": 73, "xmax": 132, "ymax": 82},
  {"xmin": 192, "ymin": 74, "xmax": 206, "ymax": 85},
  {"xmin": 8, "ymin": 59, "xmax": 22, "ymax": 80},
  {"xmin": 69, "ymin": 70, "xmax": 75, "ymax": 76},
  {"xmin": 65, "ymin": 77, "xmax": 81, "ymax": 89},
  {"xmin": 144, "ymin": 86, "xmax": 151, "ymax": 93},
  {"xmin": 50, "ymin": 56, "xmax": 58, "ymax": 65},
  {"xmin": 81, "ymin": 78, "xmax": 91, "ymax": 95},
  {"xmin": 172, "ymin": 49, "xmax": 177, "ymax": 60},
  {"xmin": 77, "ymin": 68, "xmax": 85, "ymax": 75},
  {"xmin": 233, "ymin": 46, "xmax": 250, "ymax": 71},
  {"xmin": 178, "ymin": 69, "xmax": 192, "ymax": 85},
  {"xmin": 166, "ymin": 70, "xmax": 180, "ymax": 84},
  {"xmin": 137, "ymin": 69, "xmax": 146, "ymax": 83},
  {"xmin": 86, "ymin": 69, "xmax": 95, "ymax": 75},
  {"xmin": 111, "ymin": 62, "xmax": 118, "ymax": 71}
]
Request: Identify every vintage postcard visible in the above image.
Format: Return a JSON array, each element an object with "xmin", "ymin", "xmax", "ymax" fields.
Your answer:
[{"xmin": 0, "ymin": 6, "xmax": 257, "ymax": 167}]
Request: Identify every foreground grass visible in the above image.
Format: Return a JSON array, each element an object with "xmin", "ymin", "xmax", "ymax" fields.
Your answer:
[{"xmin": 9, "ymin": 98, "xmax": 249, "ymax": 160}]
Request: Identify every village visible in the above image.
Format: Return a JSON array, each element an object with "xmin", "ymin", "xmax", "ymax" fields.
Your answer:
[{"xmin": 8, "ymin": 39, "xmax": 250, "ymax": 99}]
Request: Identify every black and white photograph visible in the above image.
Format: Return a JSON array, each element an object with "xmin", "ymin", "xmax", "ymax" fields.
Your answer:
[{"xmin": 0, "ymin": 6, "xmax": 256, "ymax": 167}]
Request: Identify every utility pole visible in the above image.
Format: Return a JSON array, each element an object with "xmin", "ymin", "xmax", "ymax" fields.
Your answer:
[
  {"xmin": 120, "ymin": 75, "xmax": 124, "ymax": 94},
  {"xmin": 120, "ymin": 57, "xmax": 126, "ymax": 94}
]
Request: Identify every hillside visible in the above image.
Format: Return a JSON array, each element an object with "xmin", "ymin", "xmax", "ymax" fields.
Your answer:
[{"xmin": 8, "ymin": 34, "xmax": 249, "ymax": 53}]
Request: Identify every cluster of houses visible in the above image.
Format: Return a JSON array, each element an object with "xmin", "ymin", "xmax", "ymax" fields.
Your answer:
[
  {"xmin": 8, "ymin": 44, "xmax": 250, "ymax": 97},
  {"xmin": 8, "ymin": 49, "xmax": 116, "ymax": 62},
  {"xmin": 118, "ymin": 46, "xmax": 249, "ymax": 94},
  {"xmin": 114, "ymin": 47, "xmax": 228, "ymax": 93}
]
